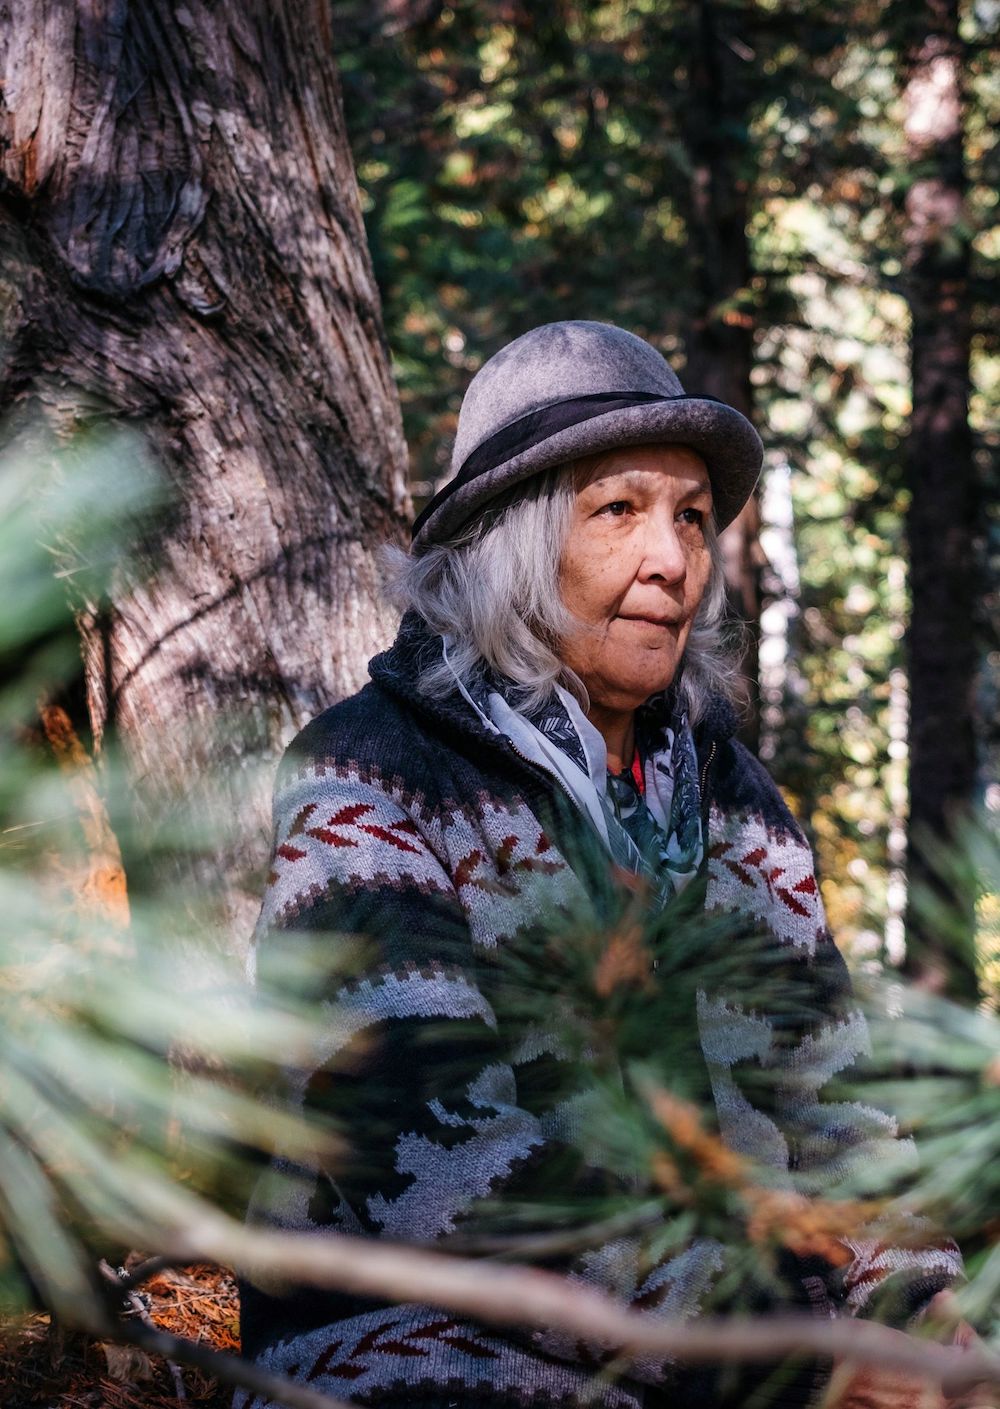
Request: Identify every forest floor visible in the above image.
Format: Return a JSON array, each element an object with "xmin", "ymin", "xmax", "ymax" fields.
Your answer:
[{"xmin": 0, "ymin": 1262, "xmax": 236, "ymax": 1407}]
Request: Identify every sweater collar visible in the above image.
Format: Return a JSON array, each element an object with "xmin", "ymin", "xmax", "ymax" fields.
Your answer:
[{"xmin": 368, "ymin": 611, "xmax": 494, "ymax": 746}]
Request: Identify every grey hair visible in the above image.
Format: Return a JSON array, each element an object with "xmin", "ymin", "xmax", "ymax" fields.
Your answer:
[{"xmin": 385, "ymin": 463, "xmax": 740, "ymax": 724}]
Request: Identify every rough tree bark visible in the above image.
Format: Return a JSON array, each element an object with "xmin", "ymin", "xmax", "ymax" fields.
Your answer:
[
  {"xmin": 898, "ymin": 0, "xmax": 980, "ymax": 1002},
  {"xmin": 678, "ymin": 0, "xmax": 765, "ymax": 749},
  {"xmin": 0, "ymin": 0, "xmax": 410, "ymax": 949}
]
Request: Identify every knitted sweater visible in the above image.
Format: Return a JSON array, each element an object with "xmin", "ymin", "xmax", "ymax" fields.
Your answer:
[{"xmin": 237, "ymin": 614, "xmax": 959, "ymax": 1409}]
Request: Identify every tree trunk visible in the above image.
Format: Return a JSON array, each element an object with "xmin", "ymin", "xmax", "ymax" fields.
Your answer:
[
  {"xmin": 678, "ymin": 0, "xmax": 764, "ymax": 750},
  {"xmin": 899, "ymin": 0, "xmax": 979, "ymax": 1001},
  {"xmin": 0, "ymin": 0, "xmax": 411, "ymax": 951}
]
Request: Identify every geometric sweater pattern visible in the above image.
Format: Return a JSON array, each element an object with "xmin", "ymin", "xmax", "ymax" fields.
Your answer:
[{"xmin": 237, "ymin": 614, "xmax": 960, "ymax": 1409}]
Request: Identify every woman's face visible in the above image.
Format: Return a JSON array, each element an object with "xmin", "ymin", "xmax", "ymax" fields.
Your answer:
[{"xmin": 558, "ymin": 443, "xmax": 714, "ymax": 715}]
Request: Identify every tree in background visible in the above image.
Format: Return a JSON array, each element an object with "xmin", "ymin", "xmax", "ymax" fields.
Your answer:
[
  {"xmin": 674, "ymin": 0, "xmax": 764, "ymax": 742},
  {"xmin": 899, "ymin": 0, "xmax": 980, "ymax": 1003},
  {"xmin": 0, "ymin": 0, "xmax": 409, "ymax": 947}
]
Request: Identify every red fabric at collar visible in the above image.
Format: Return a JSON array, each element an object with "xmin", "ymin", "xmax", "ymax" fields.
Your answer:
[{"xmin": 630, "ymin": 747, "xmax": 644, "ymax": 794}]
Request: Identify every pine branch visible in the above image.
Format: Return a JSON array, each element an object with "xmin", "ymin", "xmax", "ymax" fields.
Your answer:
[{"xmin": 143, "ymin": 1212, "xmax": 1000, "ymax": 1397}]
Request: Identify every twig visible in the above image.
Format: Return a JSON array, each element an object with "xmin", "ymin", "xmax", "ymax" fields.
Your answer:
[
  {"xmin": 98, "ymin": 1259, "xmax": 186, "ymax": 1401},
  {"xmin": 116, "ymin": 1253, "xmax": 175, "ymax": 1291},
  {"xmin": 154, "ymin": 1214, "xmax": 1000, "ymax": 1398},
  {"xmin": 99, "ymin": 1315, "xmax": 357, "ymax": 1409}
]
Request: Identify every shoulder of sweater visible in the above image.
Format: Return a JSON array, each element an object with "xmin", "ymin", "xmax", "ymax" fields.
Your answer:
[
  {"xmin": 275, "ymin": 682, "xmax": 431, "ymax": 791},
  {"xmin": 690, "ymin": 690, "xmax": 796, "ymax": 834},
  {"xmin": 712, "ymin": 735, "xmax": 808, "ymax": 843}
]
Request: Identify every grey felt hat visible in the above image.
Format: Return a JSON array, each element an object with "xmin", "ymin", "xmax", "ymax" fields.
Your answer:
[{"xmin": 411, "ymin": 320, "xmax": 763, "ymax": 552}]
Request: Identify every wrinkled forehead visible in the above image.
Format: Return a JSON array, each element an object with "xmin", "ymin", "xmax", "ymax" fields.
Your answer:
[{"xmin": 568, "ymin": 443, "xmax": 713, "ymax": 495}]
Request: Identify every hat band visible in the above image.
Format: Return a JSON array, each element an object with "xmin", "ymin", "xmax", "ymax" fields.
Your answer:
[{"xmin": 411, "ymin": 389, "xmax": 724, "ymax": 539}]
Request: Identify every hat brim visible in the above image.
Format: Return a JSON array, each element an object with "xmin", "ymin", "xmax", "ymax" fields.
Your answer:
[{"xmin": 412, "ymin": 397, "xmax": 763, "ymax": 551}]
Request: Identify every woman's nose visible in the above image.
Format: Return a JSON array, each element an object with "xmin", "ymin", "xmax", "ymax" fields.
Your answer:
[{"xmin": 639, "ymin": 521, "xmax": 686, "ymax": 584}]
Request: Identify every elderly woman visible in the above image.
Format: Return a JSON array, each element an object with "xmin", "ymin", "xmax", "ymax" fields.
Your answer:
[{"xmin": 239, "ymin": 322, "xmax": 959, "ymax": 1408}]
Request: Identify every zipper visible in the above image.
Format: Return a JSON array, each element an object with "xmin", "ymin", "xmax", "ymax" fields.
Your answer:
[
  {"xmin": 500, "ymin": 733, "xmax": 580, "ymax": 813},
  {"xmin": 699, "ymin": 740, "xmax": 717, "ymax": 801},
  {"xmin": 693, "ymin": 739, "xmax": 718, "ymax": 881}
]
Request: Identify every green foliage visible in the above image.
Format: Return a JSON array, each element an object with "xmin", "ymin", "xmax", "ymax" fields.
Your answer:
[
  {"xmin": 0, "ymin": 428, "xmax": 345, "ymax": 1322},
  {"xmin": 850, "ymin": 965, "xmax": 1000, "ymax": 1335},
  {"xmin": 0, "ymin": 424, "xmax": 157, "ymax": 731}
]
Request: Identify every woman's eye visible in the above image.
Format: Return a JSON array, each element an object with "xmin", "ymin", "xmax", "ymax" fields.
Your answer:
[
  {"xmin": 679, "ymin": 507, "xmax": 705, "ymax": 527},
  {"xmin": 601, "ymin": 500, "xmax": 630, "ymax": 517}
]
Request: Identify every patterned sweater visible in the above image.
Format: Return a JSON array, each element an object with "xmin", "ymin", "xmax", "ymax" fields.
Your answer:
[{"xmin": 237, "ymin": 613, "xmax": 959, "ymax": 1409}]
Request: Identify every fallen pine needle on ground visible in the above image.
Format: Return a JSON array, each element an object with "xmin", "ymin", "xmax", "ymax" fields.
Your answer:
[{"xmin": 0, "ymin": 1259, "xmax": 238, "ymax": 1408}]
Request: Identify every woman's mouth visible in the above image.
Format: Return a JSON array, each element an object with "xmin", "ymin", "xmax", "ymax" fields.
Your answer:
[{"xmin": 617, "ymin": 613, "xmax": 682, "ymax": 628}]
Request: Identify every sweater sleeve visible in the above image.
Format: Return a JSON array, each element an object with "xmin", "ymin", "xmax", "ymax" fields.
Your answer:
[
  {"xmin": 237, "ymin": 749, "xmax": 649, "ymax": 1409},
  {"xmin": 698, "ymin": 740, "xmax": 962, "ymax": 1326}
]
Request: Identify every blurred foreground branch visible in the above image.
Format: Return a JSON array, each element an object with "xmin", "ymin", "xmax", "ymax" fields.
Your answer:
[{"xmin": 102, "ymin": 1212, "xmax": 1000, "ymax": 1398}]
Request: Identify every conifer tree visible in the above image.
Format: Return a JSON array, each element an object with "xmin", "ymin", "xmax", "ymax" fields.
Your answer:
[
  {"xmin": 897, "ymin": 0, "xmax": 980, "ymax": 1001},
  {"xmin": 0, "ymin": 0, "xmax": 409, "ymax": 946}
]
